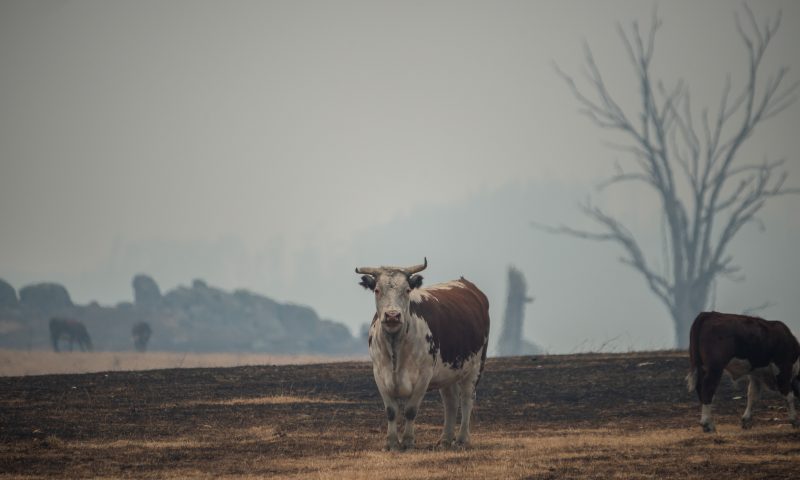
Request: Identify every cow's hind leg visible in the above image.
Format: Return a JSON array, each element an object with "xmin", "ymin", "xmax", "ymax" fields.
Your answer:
[
  {"xmin": 437, "ymin": 384, "xmax": 458, "ymax": 449},
  {"xmin": 699, "ymin": 367, "xmax": 723, "ymax": 432},
  {"xmin": 455, "ymin": 378, "xmax": 476, "ymax": 447},
  {"xmin": 786, "ymin": 392, "xmax": 798, "ymax": 428},
  {"xmin": 775, "ymin": 363, "xmax": 799, "ymax": 428},
  {"xmin": 741, "ymin": 375, "xmax": 762, "ymax": 429}
]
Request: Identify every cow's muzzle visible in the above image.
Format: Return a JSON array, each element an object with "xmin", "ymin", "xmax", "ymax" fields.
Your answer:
[{"xmin": 382, "ymin": 311, "xmax": 402, "ymax": 329}]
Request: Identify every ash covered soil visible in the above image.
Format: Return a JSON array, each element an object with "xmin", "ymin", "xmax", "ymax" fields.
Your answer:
[{"xmin": 1, "ymin": 351, "xmax": 799, "ymax": 479}]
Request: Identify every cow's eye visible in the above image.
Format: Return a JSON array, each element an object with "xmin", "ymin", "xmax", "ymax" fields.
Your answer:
[
  {"xmin": 406, "ymin": 288, "xmax": 411, "ymax": 294},
  {"xmin": 374, "ymin": 288, "xmax": 380, "ymax": 295}
]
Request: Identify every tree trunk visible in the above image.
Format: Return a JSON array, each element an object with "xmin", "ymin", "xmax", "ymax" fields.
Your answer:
[
  {"xmin": 671, "ymin": 284, "xmax": 709, "ymax": 349},
  {"xmin": 671, "ymin": 307, "xmax": 693, "ymax": 350},
  {"xmin": 496, "ymin": 267, "xmax": 533, "ymax": 356}
]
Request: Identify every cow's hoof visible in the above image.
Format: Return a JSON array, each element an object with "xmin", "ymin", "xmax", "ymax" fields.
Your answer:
[
  {"xmin": 701, "ymin": 423, "xmax": 716, "ymax": 433},
  {"xmin": 384, "ymin": 439, "xmax": 401, "ymax": 452},
  {"xmin": 454, "ymin": 438, "xmax": 471, "ymax": 449},
  {"xmin": 400, "ymin": 437, "xmax": 415, "ymax": 451},
  {"xmin": 741, "ymin": 417, "xmax": 753, "ymax": 429},
  {"xmin": 436, "ymin": 438, "xmax": 454, "ymax": 450}
]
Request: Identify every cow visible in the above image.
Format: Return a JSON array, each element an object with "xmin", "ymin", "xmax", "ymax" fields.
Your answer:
[
  {"xmin": 132, "ymin": 321, "xmax": 152, "ymax": 352},
  {"xmin": 355, "ymin": 258, "xmax": 490, "ymax": 451},
  {"xmin": 49, "ymin": 317, "xmax": 93, "ymax": 352},
  {"xmin": 686, "ymin": 311, "xmax": 800, "ymax": 432}
]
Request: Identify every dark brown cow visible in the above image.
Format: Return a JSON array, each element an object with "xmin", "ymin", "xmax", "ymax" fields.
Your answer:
[
  {"xmin": 686, "ymin": 311, "xmax": 800, "ymax": 432},
  {"xmin": 49, "ymin": 317, "xmax": 93, "ymax": 352},
  {"xmin": 132, "ymin": 321, "xmax": 152, "ymax": 352},
  {"xmin": 356, "ymin": 258, "xmax": 490, "ymax": 450}
]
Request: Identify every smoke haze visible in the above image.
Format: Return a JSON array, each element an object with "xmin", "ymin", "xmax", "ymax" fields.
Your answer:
[{"xmin": 2, "ymin": 1, "xmax": 799, "ymax": 353}]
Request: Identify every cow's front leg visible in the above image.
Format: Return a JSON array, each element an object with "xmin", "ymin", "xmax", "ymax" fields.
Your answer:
[
  {"xmin": 741, "ymin": 375, "xmax": 761, "ymax": 429},
  {"xmin": 400, "ymin": 386, "xmax": 428, "ymax": 451},
  {"xmin": 382, "ymin": 397, "xmax": 402, "ymax": 451},
  {"xmin": 699, "ymin": 367, "xmax": 722, "ymax": 432}
]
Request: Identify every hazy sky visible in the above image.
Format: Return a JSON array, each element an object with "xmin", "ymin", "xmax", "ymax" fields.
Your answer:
[{"xmin": 2, "ymin": 1, "xmax": 799, "ymax": 352}]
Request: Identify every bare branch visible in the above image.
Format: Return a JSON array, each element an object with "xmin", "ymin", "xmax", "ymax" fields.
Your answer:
[
  {"xmin": 742, "ymin": 301, "xmax": 776, "ymax": 316},
  {"xmin": 553, "ymin": 60, "xmax": 629, "ymax": 130},
  {"xmin": 533, "ymin": 202, "xmax": 673, "ymax": 309},
  {"xmin": 530, "ymin": 219, "xmax": 615, "ymax": 242},
  {"xmin": 616, "ymin": 22, "xmax": 638, "ymax": 68},
  {"xmin": 597, "ymin": 172, "xmax": 654, "ymax": 190}
]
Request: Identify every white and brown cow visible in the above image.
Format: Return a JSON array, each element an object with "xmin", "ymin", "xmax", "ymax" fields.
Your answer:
[
  {"xmin": 686, "ymin": 311, "xmax": 800, "ymax": 432},
  {"xmin": 355, "ymin": 258, "xmax": 490, "ymax": 451}
]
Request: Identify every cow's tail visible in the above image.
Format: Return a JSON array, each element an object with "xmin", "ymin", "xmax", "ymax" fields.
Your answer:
[
  {"xmin": 686, "ymin": 311, "xmax": 710, "ymax": 393},
  {"xmin": 685, "ymin": 369, "xmax": 698, "ymax": 393}
]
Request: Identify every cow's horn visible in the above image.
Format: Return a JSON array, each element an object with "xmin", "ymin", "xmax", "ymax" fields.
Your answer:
[
  {"xmin": 355, "ymin": 266, "xmax": 381, "ymax": 276},
  {"xmin": 403, "ymin": 257, "xmax": 427, "ymax": 275}
]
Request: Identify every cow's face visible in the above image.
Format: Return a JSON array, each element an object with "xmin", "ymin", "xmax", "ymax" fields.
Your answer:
[{"xmin": 358, "ymin": 270, "xmax": 423, "ymax": 335}]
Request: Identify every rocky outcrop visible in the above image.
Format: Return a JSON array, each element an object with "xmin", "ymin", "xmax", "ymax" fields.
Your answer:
[
  {"xmin": 132, "ymin": 274, "xmax": 162, "ymax": 308},
  {"xmin": 0, "ymin": 276, "xmax": 362, "ymax": 355},
  {"xmin": 154, "ymin": 280, "xmax": 361, "ymax": 354},
  {"xmin": 18, "ymin": 283, "xmax": 73, "ymax": 311},
  {"xmin": 0, "ymin": 279, "xmax": 18, "ymax": 308}
]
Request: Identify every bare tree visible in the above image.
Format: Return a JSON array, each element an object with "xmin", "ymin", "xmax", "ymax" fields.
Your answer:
[{"xmin": 539, "ymin": 7, "xmax": 798, "ymax": 348}]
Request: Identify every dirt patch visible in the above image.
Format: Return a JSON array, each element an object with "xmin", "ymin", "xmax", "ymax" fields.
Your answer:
[{"xmin": 1, "ymin": 352, "xmax": 798, "ymax": 479}]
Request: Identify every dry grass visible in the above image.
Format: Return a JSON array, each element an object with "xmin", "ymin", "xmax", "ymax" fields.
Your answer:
[
  {"xmin": 184, "ymin": 395, "xmax": 355, "ymax": 407},
  {"xmin": 0, "ymin": 349, "xmax": 367, "ymax": 376},
  {"xmin": 252, "ymin": 427, "xmax": 800, "ymax": 480},
  {"xmin": 14, "ymin": 427, "xmax": 798, "ymax": 480}
]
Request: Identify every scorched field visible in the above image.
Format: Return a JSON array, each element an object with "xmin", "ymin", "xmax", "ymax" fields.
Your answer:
[{"xmin": 1, "ymin": 351, "xmax": 799, "ymax": 479}]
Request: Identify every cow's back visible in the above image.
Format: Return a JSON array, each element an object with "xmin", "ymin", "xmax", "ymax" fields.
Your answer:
[{"xmin": 692, "ymin": 311, "xmax": 800, "ymax": 368}]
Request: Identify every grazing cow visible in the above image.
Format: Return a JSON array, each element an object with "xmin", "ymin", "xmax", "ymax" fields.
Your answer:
[
  {"xmin": 49, "ymin": 318, "xmax": 93, "ymax": 352},
  {"xmin": 355, "ymin": 258, "xmax": 490, "ymax": 450},
  {"xmin": 132, "ymin": 321, "xmax": 152, "ymax": 352},
  {"xmin": 686, "ymin": 311, "xmax": 800, "ymax": 432}
]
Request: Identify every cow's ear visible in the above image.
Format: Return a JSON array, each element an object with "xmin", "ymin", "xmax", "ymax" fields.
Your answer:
[
  {"xmin": 359, "ymin": 275, "xmax": 376, "ymax": 291},
  {"xmin": 408, "ymin": 274, "xmax": 423, "ymax": 290}
]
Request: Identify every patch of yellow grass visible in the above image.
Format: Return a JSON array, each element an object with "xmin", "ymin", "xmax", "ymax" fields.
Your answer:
[
  {"xmin": 77, "ymin": 438, "xmax": 209, "ymax": 450},
  {"xmin": 67, "ymin": 428, "xmax": 282, "ymax": 453},
  {"xmin": 24, "ymin": 425, "xmax": 800, "ymax": 480},
  {"xmin": 0, "ymin": 349, "xmax": 367, "ymax": 376},
  {"xmin": 187, "ymin": 395, "xmax": 355, "ymax": 407},
  {"xmin": 252, "ymin": 427, "xmax": 799, "ymax": 480}
]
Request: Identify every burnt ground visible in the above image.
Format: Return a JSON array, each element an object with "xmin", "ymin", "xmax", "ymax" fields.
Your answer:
[{"xmin": 1, "ymin": 351, "xmax": 799, "ymax": 479}]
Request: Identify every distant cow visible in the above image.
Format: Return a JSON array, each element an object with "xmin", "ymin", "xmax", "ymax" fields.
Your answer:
[
  {"xmin": 686, "ymin": 311, "xmax": 800, "ymax": 432},
  {"xmin": 132, "ymin": 321, "xmax": 152, "ymax": 352},
  {"xmin": 355, "ymin": 258, "xmax": 490, "ymax": 450},
  {"xmin": 49, "ymin": 318, "xmax": 93, "ymax": 352}
]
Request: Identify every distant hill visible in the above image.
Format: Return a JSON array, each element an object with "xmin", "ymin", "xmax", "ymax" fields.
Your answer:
[{"xmin": 0, "ymin": 276, "xmax": 364, "ymax": 355}]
